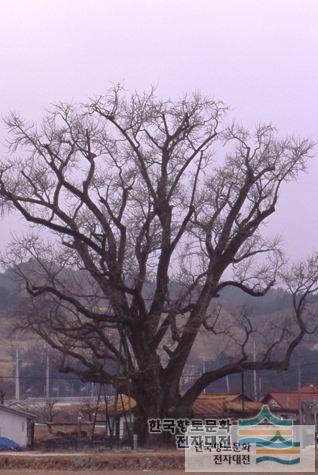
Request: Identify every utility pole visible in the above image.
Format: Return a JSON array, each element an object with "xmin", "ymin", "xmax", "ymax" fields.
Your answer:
[
  {"xmin": 241, "ymin": 370, "xmax": 245, "ymax": 415},
  {"xmin": 15, "ymin": 335, "xmax": 20, "ymax": 401},
  {"xmin": 313, "ymin": 389, "xmax": 317, "ymax": 434},
  {"xmin": 297, "ymin": 353, "xmax": 303, "ymax": 424},
  {"xmin": 202, "ymin": 361, "xmax": 206, "ymax": 393},
  {"xmin": 309, "ymin": 384, "xmax": 317, "ymax": 434},
  {"xmin": 314, "ymin": 390, "xmax": 317, "ymax": 446},
  {"xmin": 226, "ymin": 375, "xmax": 230, "ymax": 394},
  {"xmin": 253, "ymin": 339, "xmax": 258, "ymax": 401},
  {"xmin": 45, "ymin": 344, "xmax": 50, "ymax": 399}
]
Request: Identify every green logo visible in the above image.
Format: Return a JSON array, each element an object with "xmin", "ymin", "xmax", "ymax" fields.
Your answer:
[{"xmin": 238, "ymin": 405, "xmax": 300, "ymax": 465}]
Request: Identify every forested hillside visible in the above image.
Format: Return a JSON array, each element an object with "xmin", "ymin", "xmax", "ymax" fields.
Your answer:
[{"xmin": 0, "ymin": 266, "xmax": 316, "ymax": 399}]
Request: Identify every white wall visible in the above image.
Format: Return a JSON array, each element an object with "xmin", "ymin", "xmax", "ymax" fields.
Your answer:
[{"xmin": 0, "ymin": 409, "xmax": 29, "ymax": 447}]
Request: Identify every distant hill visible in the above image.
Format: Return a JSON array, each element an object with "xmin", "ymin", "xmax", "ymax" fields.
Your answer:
[
  {"xmin": 0, "ymin": 262, "xmax": 297, "ymax": 315},
  {"xmin": 0, "ymin": 265, "xmax": 317, "ymax": 399},
  {"xmin": 216, "ymin": 286, "xmax": 293, "ymax": 314}
]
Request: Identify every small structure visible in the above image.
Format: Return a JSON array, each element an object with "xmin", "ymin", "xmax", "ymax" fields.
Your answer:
[
  {"xmin": 0, "ymin": 405, "xmax": 35, "ymax": 447},
  {"xmin": 262, "ymin": 391, "xmax": 299, "ymax": 419},
  {"xmin": 10, "ymin": 397, "xmax": 102, "ymax": 444},
  {"xmin": 262, "ymin": 387, "xmax": 318, "ymax": 424}
]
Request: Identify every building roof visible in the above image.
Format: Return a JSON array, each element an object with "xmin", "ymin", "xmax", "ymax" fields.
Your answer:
[
  {"xmin": 300, "ymin": 384, "xmax": 318, "ymax": 394},
  {"xmin": 225, "ymin": 401, "xmax": 263, "ymax": 415},
  {"xmin": 262, "ymin": 391, "xmax": 318, "ymax": 412},
  {"xmin": 107, "ymin": 395, "xmax": 136, "ymax": 417},
  {"xmin": 194, "ymin": 393, "xmax": 252, "ymax": 401},
  {"xmin": 192, "ymin": 394, "xmax": 262, "ymax": 418},
  {"xmin": 5, "ymin": 392, "xmax": 261, "ymax": 421},
  {"xmin": 107, "ymin": 393, "xmax": 258, "ymax": 418},
  {"xmin": 0, "ymin": 404, "xmax": 36, "ymax": 419}
]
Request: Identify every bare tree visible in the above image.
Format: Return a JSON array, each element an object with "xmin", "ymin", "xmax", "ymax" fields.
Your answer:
[
  {"xmin": 0, "ymin": 86, "xmax": 315, "ymax": 443},
  {"xmin": 34, "ymin": 398, "xmax": 60, "ymax": 424},
  {"xmin": 79, "ymin": 398, "xmax": 96, "ymax": 423}
]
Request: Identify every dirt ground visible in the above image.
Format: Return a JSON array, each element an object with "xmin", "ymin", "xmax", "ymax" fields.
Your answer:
[
  {"xmin": 0, "ymin": 472, "xmax": 186, "ymax": 475},
  {"xmin": 0, "ymin": 450, "xmax": 184, "ymax": 471},
  {"xmin": 0, "ymin": 451, "xmax": 316, "ymax": 474},
  {"xmin": 0, "ymin": 468, "xmax": 317, "ymax": 475},
  {"xmin": 0, "ymin": 471, "xmax": 317, "ymax": 475}
]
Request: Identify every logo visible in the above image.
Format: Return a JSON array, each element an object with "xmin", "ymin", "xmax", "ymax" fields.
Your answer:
[
  {"xmin": 185, "ymin": 404, "xmax": 315, "ymax": 472},
  {"xmin": 238, "ymin": 405, "xmax": 300, "ymax": 466}
]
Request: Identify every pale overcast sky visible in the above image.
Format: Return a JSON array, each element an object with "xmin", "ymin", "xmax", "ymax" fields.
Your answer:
[{"xmin": 0, "ymin": 0, "xmax": 317, "ymax": 259}]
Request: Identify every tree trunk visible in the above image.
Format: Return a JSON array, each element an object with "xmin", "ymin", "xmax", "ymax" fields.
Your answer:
[
  {"xmin": 132, "ymin": 378, "xmax": 166, "ymax": 446},
  {"xmin": 132, "ymin": 381, "xmax": 193, "ymax": 447}
]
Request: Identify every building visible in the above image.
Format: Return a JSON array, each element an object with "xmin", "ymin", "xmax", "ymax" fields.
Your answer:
[
  {"xmin": 262, "ymin": 385, "xmax": 318, "ymax": 425},
  {"xmin": 105, "ymin": 392, "xmax": 263, "ymax": 442},
  {"xmin": 262, "ymin": 392, "xmax": 298, "ymax": 419},
  {"xmin": 0, "ymin": 405, "xmax": 35, "ymax": 447}
]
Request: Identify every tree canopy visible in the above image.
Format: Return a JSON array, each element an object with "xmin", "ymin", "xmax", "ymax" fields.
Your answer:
[{"xmin": 0, "ymin": 86, "xmax": 316, "ymax": 442}]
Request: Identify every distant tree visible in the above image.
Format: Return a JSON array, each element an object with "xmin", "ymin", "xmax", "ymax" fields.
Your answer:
[
  {"xmin": 36, "ymin": 398, "xmax": 60, "ymax": 423},
  {"xmin": 0, "ymin": 86, "xmax": 316, "ymax": 443},
  {"xmin": 79, "ymin": 398, "xmax": 96, "ymax": 422},
  {"xmin": 0, "ymin": 386, "xmax": 5, "ymax": 404}
]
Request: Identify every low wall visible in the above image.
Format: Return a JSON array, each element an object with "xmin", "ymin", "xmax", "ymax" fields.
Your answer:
[{"xmin": 0, "ymin": 451, "xmax": 184, "ymax": 471}]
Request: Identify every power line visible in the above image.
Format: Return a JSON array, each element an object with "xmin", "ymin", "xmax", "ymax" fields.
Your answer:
[{"xmin": 0, "ymin": 375, "xmax": 109, "ymax": 381}]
